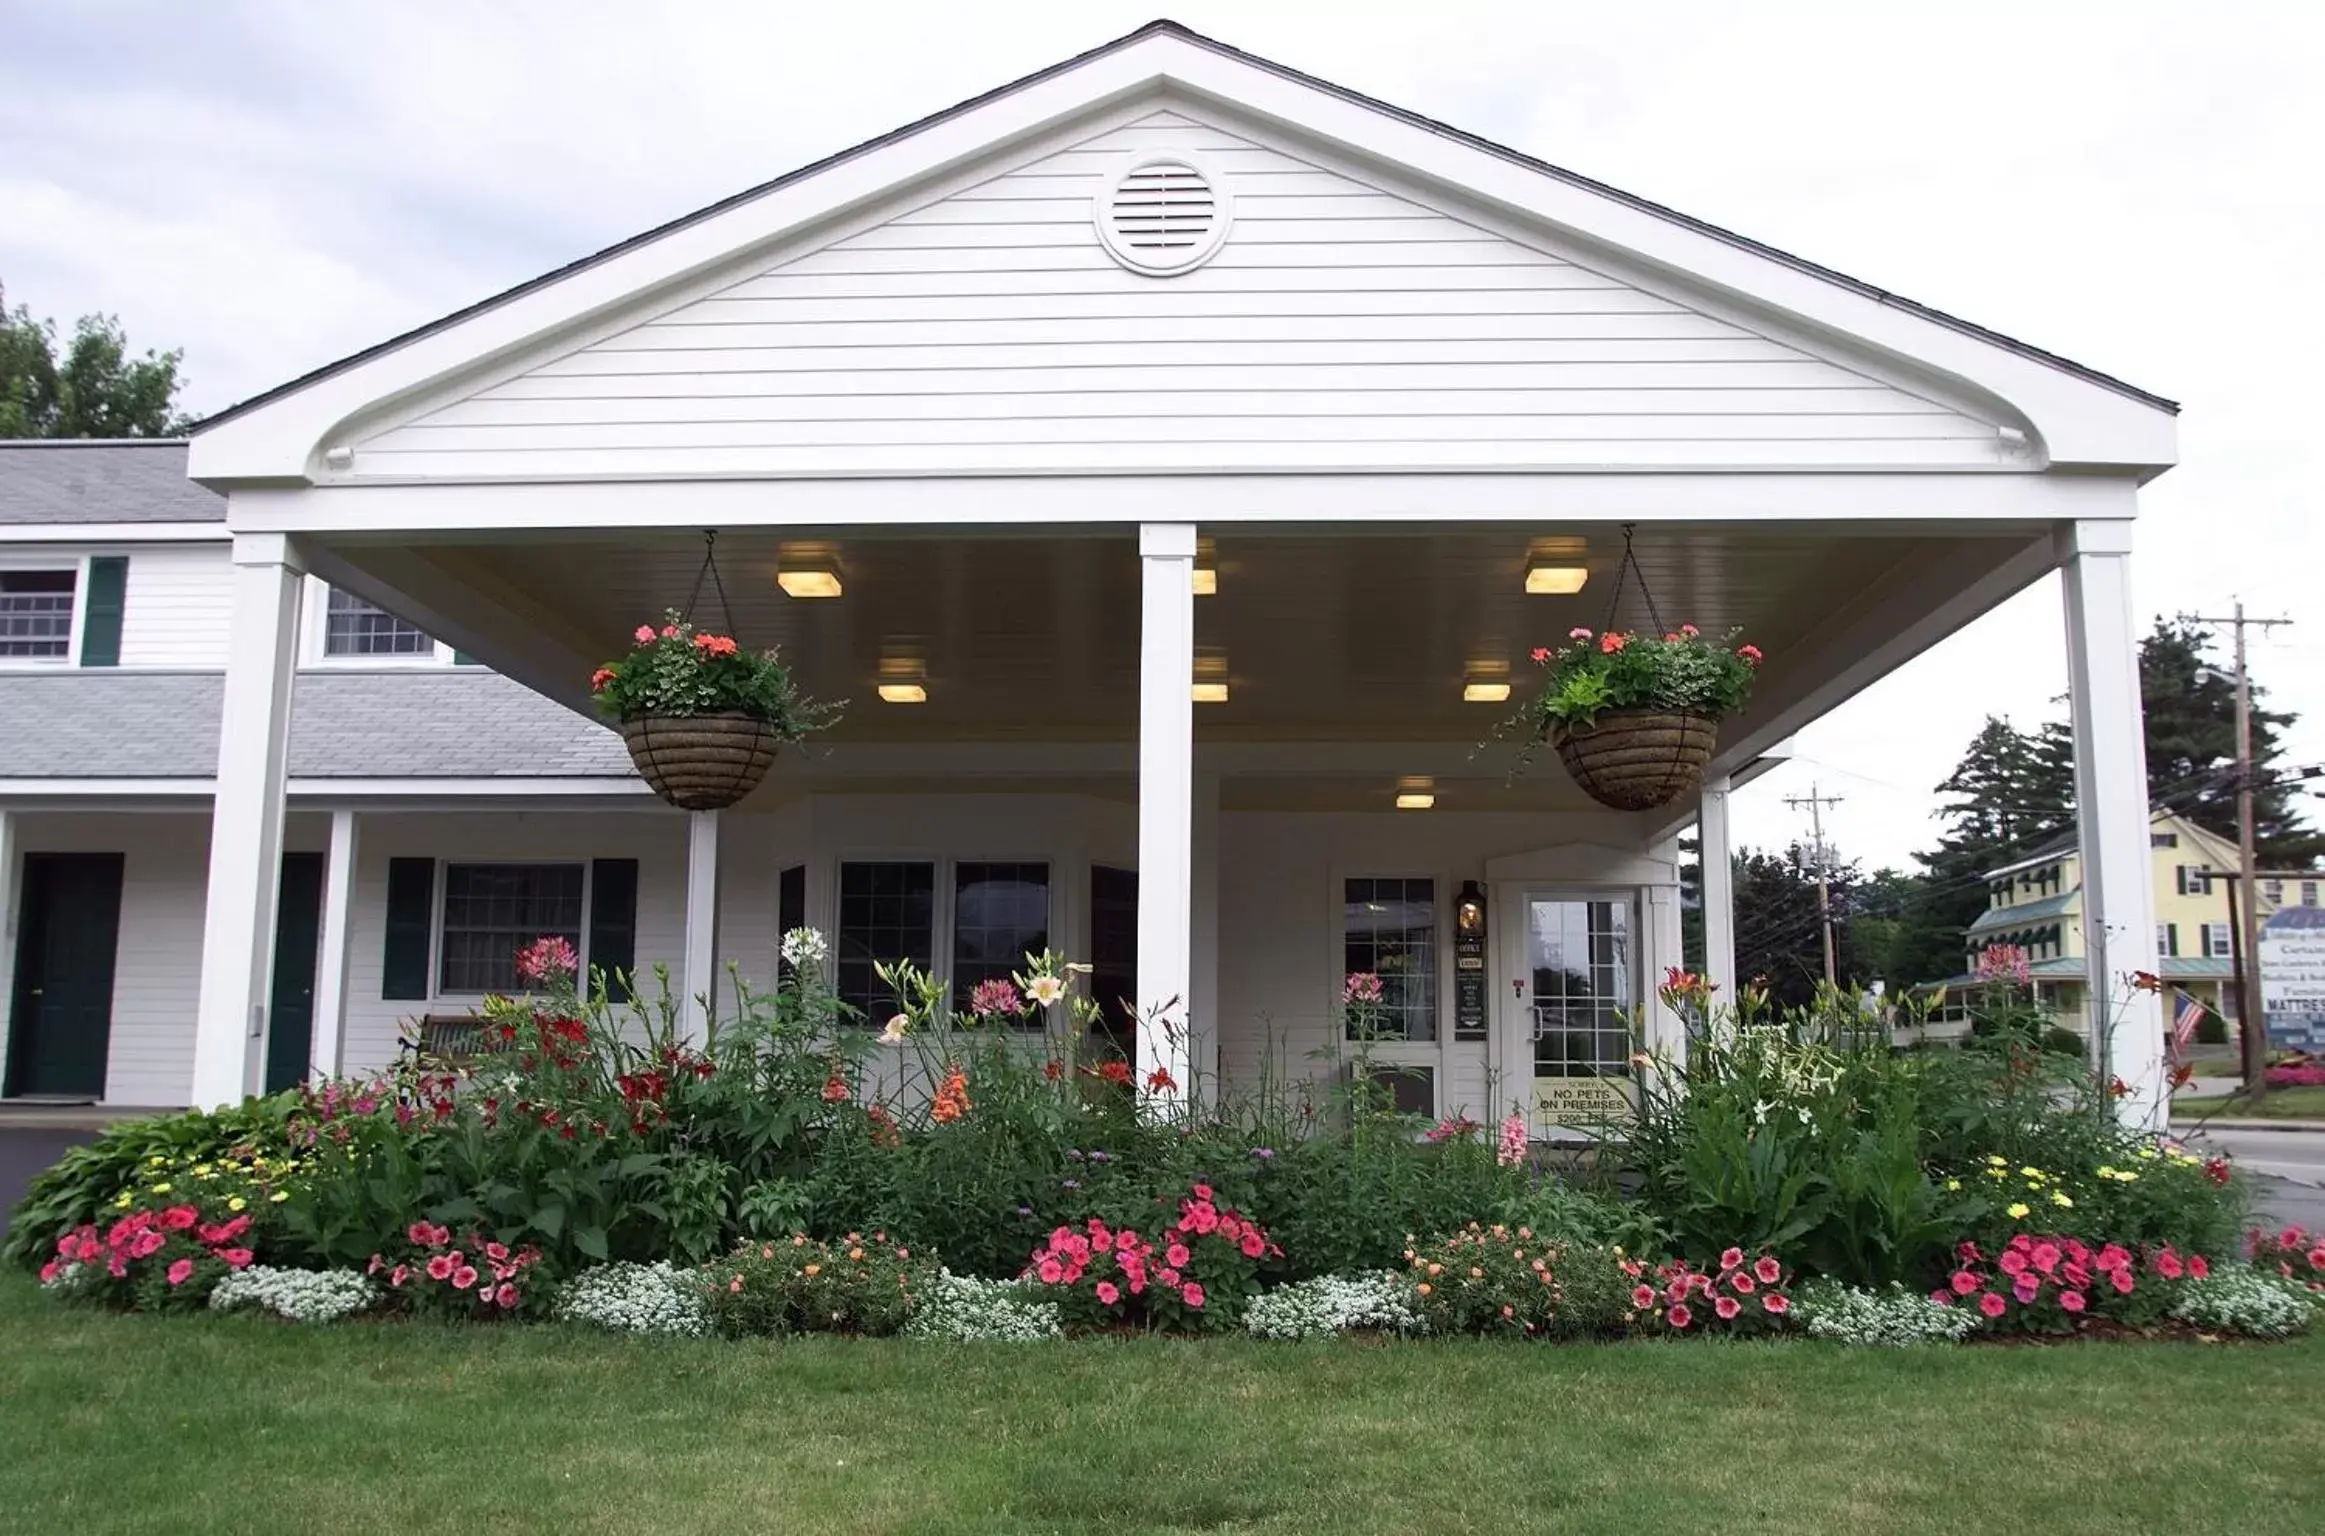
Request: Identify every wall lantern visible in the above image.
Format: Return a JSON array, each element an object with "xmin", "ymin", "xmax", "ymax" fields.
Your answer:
[{"xmin": 1453, "ymin": 880, "xmax": 1488, "ymax": 1041}]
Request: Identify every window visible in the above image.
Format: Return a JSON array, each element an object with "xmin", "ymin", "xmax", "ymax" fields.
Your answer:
[
  {"xmin": 325, "ymin": 587, "xmax": 434, "ymax": 657},
  {"xmin": 2202, "ymin": 922, "xmax": 2234, "ymax": 960},
  {"xmin": 836, "ymin": 862, "xmax": 935, "ymax": 1023},
  {"xmin": 0, "ymin": 569, "xmax": 76, "ymax": 658},
  {"xmin": 438, "ymin": 863, "xmax": 585, "ymax": 993},
  {"xmin": 2151, "ymin": 832, "xmax": 2178, "ymax": 849},
  {"xmin": 1529, "ymin": 897, "xmax": 1633, "ymax": 1077},
  {"xmin": 952, "ymin": 862, "xmax": 1049, "ymax": 1019},
  {"xmin": 2175, "ymin": 865, "xmax": 2212, "ymax": 896},
  {"xmin": 2306, "ymin": 882, "xmax": 2319, "ymax": 908},
  {"xmin": 2264, "ymin": 879, "xmax": 2285, "ymax": 906},
  {"xmin": 2158, "ymin": 923, "xmax": 2179, "ymax": 958},
  {"xmin": 1343, "ymin": 877, "xmax": 1437, "ymax": 1041},
  {"xmin": 1089, "ymin": 866, "xmax": 1138, "ymax": 1046}
]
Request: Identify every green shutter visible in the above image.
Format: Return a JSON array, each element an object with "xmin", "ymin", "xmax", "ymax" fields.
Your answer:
[
  {"xmin": 382, "ymin": 858, "xmax": 435, "ymax": 1000},
  {"xmin": 80, "ymin": 556, "xmax": 127, "ymax": 667},
  {"xmin": 588, "ymin": 859, "xmax": 639, "ymax": 1002}
]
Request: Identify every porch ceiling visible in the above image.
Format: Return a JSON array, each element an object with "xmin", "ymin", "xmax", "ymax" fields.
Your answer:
[{"xmin": 314, "ymin": 519, "xmax": 2048, "ymax": 810}]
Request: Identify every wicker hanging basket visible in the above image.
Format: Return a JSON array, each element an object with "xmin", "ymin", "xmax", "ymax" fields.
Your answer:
[
  {"xmin": 620, "ymin": 712, "xmax": 782, "ymax": 811},
  {"xmin": 1550, "ymin": 709, "xmax": 1719, "ymax": 812}
]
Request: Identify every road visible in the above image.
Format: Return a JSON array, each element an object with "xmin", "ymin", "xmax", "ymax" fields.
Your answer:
[{"xmin": 2173, "ymin": 1124, "xmax": 2325, "ymax": 1233}]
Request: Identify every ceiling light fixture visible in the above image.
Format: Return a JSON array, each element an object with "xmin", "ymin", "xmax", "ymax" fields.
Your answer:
[
  {"xmin": 777, "ymin": 569, "xmax": 843, "ymax": 599},
  {"xmin": 1191, "ymin": 682, "xmax": 1229, "ymax": 703},
  {"xmin": 1524, "ymin": 565, "xmax": 1589, "ymax": 595},
  {"xmin": 1463, "ymin": 681, "xmax": 1511, "ymax": 703},
  {"xmin": 1395, "ymin": 792, "xmax": 1435, "ymax": 810},
  {"xmin": 877, "ymin": 683, "xmax": 927, "ymax": 704},
  {"xmin": 1191, "ymin": 568, "xmax": 1218, "ymax": 596}
]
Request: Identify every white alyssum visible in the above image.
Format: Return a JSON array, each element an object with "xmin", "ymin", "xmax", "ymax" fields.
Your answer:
[
  {"xmin": 903, "ymin": 1270, "xmax": 1062, "ymax": 1342},
  {"xmin": 2168, "ymin": 1264, "xmax": 2317, "ymax": 1338},
  {"xmin": 208, "ymin": 1266, "xmax": 380, "ymax": 1324},
  {"xmin": 1245, "ymin": 1272, "xmax": 1421, "ymax": 1340},
  {"xmin": 1792, "ymin": 1280, "xmax": 1980, "ymax": 1346},
  {"xmin": 554, "ymin": 1261, "xmax": 711, "ymax": 1336}
]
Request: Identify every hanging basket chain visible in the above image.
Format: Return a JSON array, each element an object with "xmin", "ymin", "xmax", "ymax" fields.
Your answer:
[
  {"xmin": 1596, "ymin": 523, "xmax": 1669, "ymax": 640},
  {"xmin": 682, "ymin": 529, "xmax": 740, "ymax": 639}
]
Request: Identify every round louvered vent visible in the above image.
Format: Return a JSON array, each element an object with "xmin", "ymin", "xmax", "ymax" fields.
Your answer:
[{"xmin": 1095, "ymin": 155, "xmax": 1232, "ymax": 276}]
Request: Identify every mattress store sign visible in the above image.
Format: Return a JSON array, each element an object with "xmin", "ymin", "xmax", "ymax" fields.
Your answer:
[{"xmin": 2261, "ymin": 908, "xmax": 2325, "ymax": 1051}]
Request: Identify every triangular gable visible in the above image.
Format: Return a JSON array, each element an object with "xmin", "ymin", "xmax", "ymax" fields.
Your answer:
[{"xmin": 190, "ymin": 21, "xmax": 2175, "ymax": 483}]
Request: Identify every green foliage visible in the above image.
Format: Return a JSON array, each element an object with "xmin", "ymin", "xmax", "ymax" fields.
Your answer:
[
  {"xmin": 698, "ymin": 1233, "xmax": 929, "ymax": 1337},
  {"xmin": 589, "ymin": 609, "xmax": 841, "ymax": 733},
  {"xmin": 2142, "ymin": 618, "xmax": 2321, "ymax": 864},
  {"xmin": 0, "ymin": 281, "xmax": 189, "ymax": 438},
  {"xmin": 1508, "ymin": 624, "xmax": 1760, "ymax": 734},
  {"xmin": 1402, "ymin": 1224, "xmax": 1635, "ymax": 1338},
  {"xmin": 1, "ymin": 1100, "xmax": 295, "ymax": 1268}
]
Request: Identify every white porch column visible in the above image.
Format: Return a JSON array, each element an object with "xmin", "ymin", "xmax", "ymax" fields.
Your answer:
[
  {"xmin": 1136, "ymin": 522, "xmax": 1196, "ymax": 1106},
  {"xmin": 682, "ymin": 809, "xmax": 721, "ymax": 1043},
  {"xmin": 192, "ymin": 534, "xmax": 304, "ymax": 1107},
  {"xmin": 2059, "ymin": 520, "xmax": 2165, "ymax": 1127},
  {"xmin": 309, "ymin": 809, "xmax": 359, "ymax": 1081},
  {"xmin": 1699, "ymin": 772, "xmax": 1738, "ymax": 1017},
  {"xmin": 1644, "ymin": 873, "xmax": 1688, "ymax": 1065}
]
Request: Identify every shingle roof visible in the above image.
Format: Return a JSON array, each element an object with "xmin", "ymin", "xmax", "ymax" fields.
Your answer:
[
  {"xmin": 191, "ymin": 19, "xmax": 2174, "ymax": 434},
  {"xmin": 0, "ymin": 440, "xmax": 223, "ymax": 524},
  {"xmin": 1964, "ymin": 891, "xmax": 2079, "ymax": 935},
  {"xmin": 0, "ymin": 671, "xmax": 634, "ymax": 780}
]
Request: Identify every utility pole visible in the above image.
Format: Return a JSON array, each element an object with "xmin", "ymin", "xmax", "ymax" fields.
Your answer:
[
  {"xmin": 1784, "ymin": 782, "xmax": 1846, "ymax": 985},
  {"xmin": 2187, "ymin": 601, "xmax": 2293, "ymax": 1101}
]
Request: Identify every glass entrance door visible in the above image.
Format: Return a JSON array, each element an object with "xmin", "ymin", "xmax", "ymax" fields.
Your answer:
[{"xmin": 1522, "ymin": 894, "xmax": 1638, "ymax": 1131}]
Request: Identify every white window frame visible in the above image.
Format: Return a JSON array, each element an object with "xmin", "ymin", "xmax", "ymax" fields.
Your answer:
[
  {"xmin": 826, "ymin": 853, "xmax": 1066, "ymax": 1032},
  {"xmin": 2202, "ymin": 922, "xmax": 2233, "ymax": 960},
  {"xmin": 1495, "ymin": 883, "xmax": 1644, "ymax": 1131},
  {"xmin": 431, "ymin": 858, "xmax": 593, "ymax": 999},
  {"xmin": 1325, "ymin": 866, "xmax": 1450, "ymax": 1113},
  {"xmin": 301, "ymin": 576, "xmax": 468, "ymax": 669},
  {"xmin": 0, "ymin": 553, "xmax": 89, "ymax": 669}
]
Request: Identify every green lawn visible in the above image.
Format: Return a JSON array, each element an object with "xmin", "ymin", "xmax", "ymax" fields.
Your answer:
[
  {"xmin": 2181, "ymin": 1084, "xmax": 2325, "ymax": 1119},
  {"xmin": 2, "ymin": 1274, "xmax": 2320, "ymax": 1534}
]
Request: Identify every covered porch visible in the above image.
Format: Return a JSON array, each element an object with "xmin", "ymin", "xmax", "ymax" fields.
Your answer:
[{"xmin": 173, "ymin": 503, "xmax": 2169, "ymax": 1128}]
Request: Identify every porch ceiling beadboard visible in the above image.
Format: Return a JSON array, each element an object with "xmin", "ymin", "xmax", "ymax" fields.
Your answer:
[{"xmin": 349, "ymin": 104, "xmax": 2010, "ymax": 480}]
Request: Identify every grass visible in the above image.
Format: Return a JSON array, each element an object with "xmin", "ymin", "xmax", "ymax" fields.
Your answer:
[
  {"xmin": 2189, "ymin": 1084, "xmax": 2325, "ymax": 1120},
  {"xmin": 4, "ymin": 1276, "xmax": 2323, "ymax": 1533}
]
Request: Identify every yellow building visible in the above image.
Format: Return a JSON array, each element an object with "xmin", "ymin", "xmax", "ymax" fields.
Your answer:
[{"xmin": 1959, "ymin": 809, "xmax": 2315, "ymax": 1037}]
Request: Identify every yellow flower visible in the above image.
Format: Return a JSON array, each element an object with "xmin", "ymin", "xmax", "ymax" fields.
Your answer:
[
  {"xmin": 2051, "ymin": 1192, "xmax": 2074, "ymax": 1208},
  {"xmin": 149, "ymin": 1183, "xmax": 171, "ymax": 1195},
  {"xmin": 2095, "ymin": 1166, "xmax": 2115, "ymax": 1179},
  {"xmin": 2115, "ymin": 1171, "xmax": 2138, "ymax": 1183},
  {"xmin": 192, "ymin": 1164, "xmax": 213, "ymax": 1176},
  {"xmin": 146, "ymin": 1156, "xmax": 165, "ymax": 1167},
  {"xmin": 2138, "ymin": 1148, "xmax": 2159, "ymax": 1161},
  {"xmin": 2021, "ymin": 1166, "xmax": 2042, "ymax": 1180},
  {"xmin": 113, "ymin": 1192, "xmax": 133, "ymax": 1209},
  {"xmin": 1945, "ymin": 1178, "xmax": 1962, "ymax": 1191},
  {"xmin": 2007, "ymin": 1202, "xmax": 2031, "ymax": 1219},
  {"xmin": 227, "ymin": 1196, "xmax": 247, "ymax": 1212},
  {"xmin": 269, "ymin": 1191, "xmax": 289, "ymax": 1203}
]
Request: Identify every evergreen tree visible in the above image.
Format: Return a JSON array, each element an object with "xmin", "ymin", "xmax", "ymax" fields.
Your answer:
[
  {"xmin": 2140, "ymin": 619, "xmax": 2322, "ymax": 865},
  {"xmin": 0, "ymin": 281, "xmax": 189, "ymax": 438}
]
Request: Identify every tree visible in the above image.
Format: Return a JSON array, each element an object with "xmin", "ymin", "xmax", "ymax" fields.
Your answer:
[
  {"xmin": 0, "ymin": 282, "xmax": 189, "ymax": 438},
  {"xmin": 2141, "ymin": 618, "xmax": 2323, "ymax": 866},
  {"xmin": 1885, "ymin": 717, "xmax": 2077, "ymax": 988}
]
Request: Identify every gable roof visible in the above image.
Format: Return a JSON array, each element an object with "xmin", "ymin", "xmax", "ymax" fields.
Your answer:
[
  {"xmin": 193, "ymin": 18, "xmax": 2172, "ymax": 441},
  {"xmin": 0, "ymin": 439, "xmax": 223, "ymax": 524}
]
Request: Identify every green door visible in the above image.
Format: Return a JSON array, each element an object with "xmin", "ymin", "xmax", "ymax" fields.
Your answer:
[
  {"xmin": 263, "ymin": 852, "xmax": 325, "ymax": 1094},
  {"xmin": 5, "ymin": 853, "xmax": 125, "ymax": 1100}
]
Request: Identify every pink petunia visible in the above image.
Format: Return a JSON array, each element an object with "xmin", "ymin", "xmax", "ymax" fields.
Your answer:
[
  {"xmin": 220, "ymin": 1248, "xmax": 253, "ymax": 1269},
  {"xmin": 452, "ymin": 1265, "xmax": 478, "ymax": 1290},
  {"xmin": 1730, "ymin": 1272, "xmax": 1756, "ymax": 1295},
  {"xmin": 2059, "ymin": 1289, "xmax": 2086, "ymax": 1313},
  {"xmin": 1239, "ymin": 1230, "xmax": 1265, "ymax": 1259},
  {"xmin": 2155, "ymin": 1250, "xmax": 2185, "ymax": 1280},
  {"xmin": 2189, "ymin": 1254, "xmax": 2210, "ymax": 1280},
  {"xmin": 1998, "ymin": 1250, "xmax": 2028, "ymax": 1276},
  {"xmin": 160, "ymin": 1206, "xmax": 199, "ymax": 1231},
  {"xmin": 2012, "ymin": 1274, "xmax": 2041, "ymax": 1305},
  {"xmin": 1191, "ymin": 1184, "xmax": 1213, "ymax": 1202},
  {"xmin": 1166, "ymin": 1243, "xmax": 1192, "ymax": 1269},
  {"xmin": 1667, "ymin": 1303, "xmax": 1692, "ymax": 1329},
  {"xmin": 2111, "ymin": 1269, "xmax": 2135, "ymax": 1294},
  {"xmin": 390, "ymin": 1265, "xmax": 409, "ymax": 1287},
  {"xmin": 1037, "ymin": 1258, "xmax": 1064, "ymax": 1285},
  {"xmin": 1718, "ymin": 1247, "xmax": 1745, "ymax": 1272},
  {"xmin": 1950, "ymin": 1270, "xmax": 1981, "ymax": 1296},
  {"xmin": 1929, "ymin": 1289, "xmax": 1953, "ymax": 1306},
  {"xmin": 495, "ymin": 1283, "xmax": 517, "ymax": 1309},
  {"xmin": 1632, "ymin": 1285, "xmax": 1656, "ymax": 1310},
  {"xmin": 634, "ymin": 625, "xmax": 657, "ymax": 644},
  {"xmin": 408, "ymin": 1221, "xmax": 436, "ymax": 1245},
  {"xmin": 1978, "ymin": 1292, "xmax": 2008, "ymax": 1318},
  {"xmin": 1753, "ymin": 1255, "xmax": 1782, "ymax": 1285},
  {"xmin": 426, "ymin": 1254, "xmax": 455, "ymax": 1281},
  {"xmin": 2031, "ymin": 1242, "xmax": 2061, "ymax": 1274},
  {"xmin": 1181, "ymin": 1283, "xmax": 1205, "ymax": 1310},
  {"xmin": 1095, "ymin": 1281, "xmax": 1121, "ymax": 1306},
  {"xmin": 1762, "ymin": 1293, "xmax": 1788, "ymax": 1316},
  {"xmin": 166, "ymin": 1257, "xmax": 195, "ymax": 1287},
  {"xmin": 1714, "ymin": 1295, "xmax": 1741, "ymax": 1320}
]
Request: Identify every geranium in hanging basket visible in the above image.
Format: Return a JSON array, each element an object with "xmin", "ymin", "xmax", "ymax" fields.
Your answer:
[
  {"xmin": 1500, "ymin": 625, "xmax": 1762, "ymax": 811},
  {"xmin": 593, "ymin": 610, "xmax": 840, "ymax": 810}
]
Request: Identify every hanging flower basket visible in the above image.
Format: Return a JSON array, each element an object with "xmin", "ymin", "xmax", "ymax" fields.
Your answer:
[
  {"xmin": 1549, "ymin": 708, "xmax": 1722, "ymax": 812},
  {"xmin": 593, "ymin": 605, "xmax": 840, "ymax": 813},
  {"xmin": 619, "ymin": 711, "xmax": 785, "ymax": 811}
]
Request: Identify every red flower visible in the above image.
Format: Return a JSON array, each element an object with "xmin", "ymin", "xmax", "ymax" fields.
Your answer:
[
  {"xmin": 166, "ymin": 1257, "xmax": 195, "ymax": 1287},
  {"xmin": 1530, "ymin": 646, "xmax": 1552, "ymax": 664},
  {"xmin": 1753, "ymin": 1255, "xmax": 1782, "ymax": 1285},
  {"xmin": 219, "ymin": 1248, "xmax": 254, "ymax": 1269},
  {"xmin": 1714, "ymin": 1295, "xmax": 1741, "ymax": 1320},
  {"xmin": 1736, "ymin": 644, "xmax": 1764, "ymax": 665},
  {"xmin": 159, "ymin": 1206, "xmax": 199, "ymax": 1231},
  {"xmin": 1631, "ymin": 1285, "xmax": 1656, "ymax": 1310},
  {"xmin": 1095, "ymin": 1060, "xmax": 1133, "ymax": 1087},
  {"xmin": 1666, "ymin": 1303, "xmax": 1692, "ymax": 1329},
  {"xmin": 633, "ymin": 625, "xmax": 657, "ymax": 644},
  {"xmin": 1679, "ymin": 624, "xmax": 1699, "ymax": 638},
  {"xmin": 1145, "ymin": 1066, "xmax": 1178, "ymax": 1093},
  {"xmin": 2059, "ymin": 1289, "xmax": 2087, "ymax": 1313},
  {"xmin": 1761, "ymin": 1293, "xmax": 1788, "ymax": 1316},
  {"xmin": 590, "ymin": 667, "xmax": 616, "ymax": 692},
  {"xmin": 2203, "ymin": 1157, "xmax": 2231, "ymax": 1186},
  {"xmin": 1567, "ymin": 627, "xmax": 1592, "ymax": 641},
  {"xmin": 452, "ymin": 1265, "xmax": 479, "ymax": 1290},
  {"xmin": 1599, "ymin": 631, "xmax": 1627, "ymax": 654},
  {"xmin": 1044, "ymin": 1058, "xmax": 1064, "ymax": 1081},
  {"xmin": 1181, "ymin": 1283, "xmax": 1206, "ymax": 1310},
  {"xmin": 821, "ymin": 1073, "xmax": 850, "ymax": 1103}
]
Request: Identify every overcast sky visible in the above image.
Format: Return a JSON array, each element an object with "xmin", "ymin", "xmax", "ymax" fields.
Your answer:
[{"xmin": 4, "ymin": 0, "xmax": 2318, "ymax": 870}]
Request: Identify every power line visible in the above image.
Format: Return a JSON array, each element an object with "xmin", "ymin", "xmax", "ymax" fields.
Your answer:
[{"xmin": 1782, "ymin": 782, "xmax": 1846, "ymax": 986}]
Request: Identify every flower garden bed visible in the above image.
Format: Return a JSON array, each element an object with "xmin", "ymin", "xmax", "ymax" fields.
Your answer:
[{"xmin": 5, "ymin": 938, "xmax": 2313, "ymax": 1355}]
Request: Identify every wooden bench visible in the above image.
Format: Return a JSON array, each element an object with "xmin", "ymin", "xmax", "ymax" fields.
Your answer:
[{"xmin": 405, "ymin": 1013, "xmax": 515, "ymax": 1066}]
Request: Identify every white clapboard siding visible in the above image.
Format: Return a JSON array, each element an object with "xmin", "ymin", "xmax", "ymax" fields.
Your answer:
[
  {"xmin": 358, "ymin": 105, "xmax": 2003, "ymax": 477},
  {"xmin": 118, "ymin": 543, "xmax": 234, "ymax": 667}
]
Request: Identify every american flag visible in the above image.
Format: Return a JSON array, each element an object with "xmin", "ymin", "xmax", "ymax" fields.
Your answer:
[{"xmin": 2171, "ymin": 992, "xmax": 2208, "ymax": 1056}]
